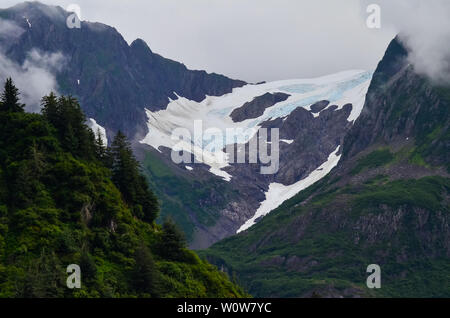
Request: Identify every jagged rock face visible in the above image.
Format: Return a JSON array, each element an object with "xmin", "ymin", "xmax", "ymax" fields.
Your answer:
[
  {"xmin": 230, "ymin": 92, "xmax": 290, "ymax": 122},
  {"xmin": 310, "ymin": 100, "xmax": 330, "ymax": 113},
  {"xmin": 136, "ymin": 67, "xmax": 371, "ymax": 247},
  {"xmin": 201, "ymin": 38, "xmax": 450, "ymax": 297},
  {"xmin": 343, "ymin": 38, "xmax": 449, "ymax": 168},
  {"xmin": 263, "ymin": 103, "xmax": 353, "ymax": 185},
  {"xmin": 147, "ymin": 101, "xmax": 357, "ymax": 249},
  {"xmin": 0, "ymin": 2, "xmax": 245, "ymax": 140}
]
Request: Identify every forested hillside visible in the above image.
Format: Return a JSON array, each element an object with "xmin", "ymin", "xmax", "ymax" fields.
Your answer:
[{"xmin": 0, "ymin": 78, "xmax": 247, "ymax": 298}]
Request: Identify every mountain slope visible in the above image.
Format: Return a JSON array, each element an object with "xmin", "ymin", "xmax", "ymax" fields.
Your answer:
[
  {"xmin": 0, "ymin": 2, "xmax": 245, "ymax": 140},
  {"xmin": 0, "ymin": 1, "xmax": 249, "ymax": 248},
  {"xmin": 0, "ymin": 80, "xmax": 247, "ymax": 297},
  {"xmin": 0, "ymin": 2, "xmax": 377, "ymax": 249},
  {"xmin": 138, "ymin": 70, "xmax": 372, "ymax": 248},
  {"xmin": 201, "ymin": 38, "xmax": 450, "ymax": 297},
  {"xmin": 5, "ymin": 2, "xmax": 439, "ymax": 256}
]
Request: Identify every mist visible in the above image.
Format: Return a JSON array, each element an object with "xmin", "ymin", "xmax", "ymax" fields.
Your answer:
[
  {"xmin": 366, "ymin": 0, "xmax": 450, "ymax": 84},
  {"xmin": 1, "ymin": 0, "xmax": 396, "ymax": 82},
  {"xmin": 0, "ymin": 49, "xmax": 66, "ymax": 112},
  {"xmin": 0, "ymin": 18, "xmax": 25, "ymax": 39},
  {"xmin": 1, "ymin": 1, "xmax": 448, "ymax": 84}
]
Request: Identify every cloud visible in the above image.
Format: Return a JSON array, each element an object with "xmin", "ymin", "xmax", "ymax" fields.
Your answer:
[
  {"xmin": 0, "ymin": 49, "xmax": 66, "ymax": 112},
  {"xmin": 0, "ymin": 18, "xmax": 25, "ymax": 39},
  {"xmin": 24, "ymin": 49, "xmax": 67, "ymax": 73},
  {"xmin": 1, "ymin": 0, "xmax": 396, "ymax": 82},
  {"xmin": 2, "ymin": 1, "xmax": 448, "ymax": 84},
  {"xmin": 364, "ymin": 0, "xmax": 450, "ymax": 84}
]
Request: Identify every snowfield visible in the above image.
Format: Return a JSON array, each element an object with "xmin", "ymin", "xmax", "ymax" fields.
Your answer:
[
  {"xmin": 237, "ymin": 145, "xmax": 342, "ymax": 233},
  {"xmin": 140, "ymin": 70, "xmax": 371, "ymax": 181},
  {"xmin": 140, "ymin": 70, "xmax": 372, "ymax": 231}
]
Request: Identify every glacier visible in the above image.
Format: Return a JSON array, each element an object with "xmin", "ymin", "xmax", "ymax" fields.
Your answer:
[{"xmin": 140, "ymin": 70, "xmax": 372, "ymax": 181}]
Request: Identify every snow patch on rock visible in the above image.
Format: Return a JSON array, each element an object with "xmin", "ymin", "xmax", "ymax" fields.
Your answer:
[
  {"xmin": 237, "ymin": 145, "xmax": 342, "ymax": 233},
  {"xmin": 88, "ymin": 118, "xmax": 108, "ymax": 146},
  {"xmin": 140, "ymin": 70, "xmax": 371, "ymax": 181}
]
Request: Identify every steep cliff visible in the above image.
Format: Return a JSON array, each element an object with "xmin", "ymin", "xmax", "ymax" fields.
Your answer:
[{"xmin": 201, "ymin": 38, "xmax": 450, "ymax": 297}]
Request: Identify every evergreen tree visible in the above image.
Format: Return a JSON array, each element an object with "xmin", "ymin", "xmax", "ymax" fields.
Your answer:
[
  {"xmin": 21, "ymin": 249, "xmax": 65, "ymax": 298},
  {"xmin": 80, "ymin": 248, "xmax": 97, "ymax": 281},
  {"xmin": 0, "ymin": 78, "xmax": 25, "ymax": 112},
  {"xmin": 109, "ymin": 131, "xmax": 139, "ymax": 202},
  {"xmin": 94, "ymin": 128, "xmax": 107, "ymax": 161},
  {"xmin": 109, "ymin": 131, "xmax": 159, "ymax": 223},
  {"xmin": 40, "ymin": 92, "xmax": 59, "ymax": 124},
  {"xmin": 157, "ymin": 217, "xmax": 186, "ymax": 261},
  {"xmin": 29, "ymin": 140, "xmax": 46, "ymax": 178},
  {"xmin": 41, "ymin": 94, "xmax": 96, "ymax": 159},
  {"xmin": 58, "ymin": 96, "xmax": 85, "ymax": 154},
  {"xmin": 132, "ymin": 243, "xmax": 160, "ymax": 296},
  {"xmin": 135, "ymin": 174, "xmax": 159, "ymax": 223},
  {"xmin": 10, "ymin": 161, "xmax": 34, "ymax": 209},
  {"xmin": 0, "ymin": 85, "xmax": 247, "ymax": 298}
]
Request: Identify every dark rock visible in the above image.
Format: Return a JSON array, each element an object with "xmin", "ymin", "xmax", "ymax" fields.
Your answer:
[
  {"xmin": 0, "ymin": 2, "xmax": 246, "ymax": 141},
  {"xmin": 202, "ymin": 36, "xmax": 450, "ymax": 298},
  {"xmin": 230, "ymin": 92, "xmax": 290, "ymax": 122},
  {"xmin": 310, "ymin": 100, "xmax": 330, "ymax": 113}
]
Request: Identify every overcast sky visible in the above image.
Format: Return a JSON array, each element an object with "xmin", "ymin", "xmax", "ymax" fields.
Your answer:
[{"xmin": 0, "ymin": 0, "xmax": 438, "ymax": 83}]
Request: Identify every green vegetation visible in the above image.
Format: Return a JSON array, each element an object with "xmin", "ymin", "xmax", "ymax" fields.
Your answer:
[
  {"xmin": 201, "ymin": 175, "xmax": 450, "ymax": 297},
  {"xmin": 142, "ymin": 151, "xmax": 237, "ymax": 242},
  {"xmin": 351, "ymin": 149, "xmax": 394, "ymax": 175},
  {"xmin": 352, "ymin": 177, "xmax": 448, "ymax": 213},
  {"xmin": 0, "ymin": 78, "xmax": 247, "ymax": 298}
]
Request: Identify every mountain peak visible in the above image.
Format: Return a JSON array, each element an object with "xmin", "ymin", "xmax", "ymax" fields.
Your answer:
[
  {"xmin": 130, "ymin": 38, "xmax": 153, "ymax": 54},
  {"xmin": 3, "ymin": 1, "xmax": 121, "ymax": 34},
  {"xmin": 5, "ymin": 1, "xmax": 67, "ymax": 22},
  {"xmin": 369, "ymin": 36, "xmax": 409, "ymax": 90},
  {"xmin": 342, "ymin": 34, "xmax": 449, "ymax": 170},
  {"xmin": 0, "ymin": 1, "xmax": 246, "ymax": 140}
]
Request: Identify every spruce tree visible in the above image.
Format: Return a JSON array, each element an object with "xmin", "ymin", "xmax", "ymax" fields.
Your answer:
[
  {"xmin": 29, "ymin": 140, "xmax": 46, "ymax": 178},
  {"xmin": 157, "ymin": 217, "xmax": 186, "ymax": 261},
  {"xmin": 0, "ymin": 78, "xmax": 25, "ymax": 112},
  {"xmin": 41, "ymin": 92, "xmax": 59, "ymax": 125},
  {"xmin": 132, "ymin": 243, "xmax": 160, "ymax": 296},
  {"xmin": 109, "ymin": 131, "xmax": 159, "ymax": 223},
  {"xmin": 109, "ymin": 131, "xmax": 139, "ymax": 203},
  {"xmin": 80, "ymin": 249, "xmax": 97, "ymax": 281},
  {"xmin": 21, "ymin": 249, "xmax": 65, "ymax": 297},
  {"xmin": 135, "ymin": 174, "xmax": 159, "ymax": 223},
  {"xmin": 41, "ymin": 93, "xmax": 96, "ymax": 159},
  {"xmin": 94, "ymin": 128, "xmax": 107, "ymax": 161}
]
